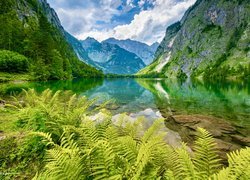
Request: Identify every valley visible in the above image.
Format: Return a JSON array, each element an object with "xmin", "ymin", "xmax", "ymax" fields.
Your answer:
[{"xmin": 0, "ymin": 0, "xmax": 249, "ymax": 179}]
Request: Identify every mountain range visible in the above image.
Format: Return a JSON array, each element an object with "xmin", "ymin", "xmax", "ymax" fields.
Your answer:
[
  {"xmin": 79, "ymin": 37, "xmax": 146, "ymax": 74},
  {"xmin": 103, "ymin": 38, "xmax": 159, "ymax": 65},
  {"xmin": 1, "ymin": 0, "xmax": 248, "ymax": 79},
  {"xmin": 68, "ymin": 36, "xmax": 159, "ymax": 75},
  {"xmin": 138, "ymin": 0, "xmax": 250, "ymax": 80}
]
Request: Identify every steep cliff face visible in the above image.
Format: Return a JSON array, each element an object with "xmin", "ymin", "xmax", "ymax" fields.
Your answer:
[
  {"xmin": 138, "ymin": 0, "xmax": 250, "ymax": 80},
  {"xmin": 37, "ymin": 0, "xmax": 63, "ymax": 31}
]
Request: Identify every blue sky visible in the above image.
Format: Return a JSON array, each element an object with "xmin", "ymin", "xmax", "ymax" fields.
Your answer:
[{"xmin": 47, "ymin": 0, "xmax": 196, "ymax": 44}]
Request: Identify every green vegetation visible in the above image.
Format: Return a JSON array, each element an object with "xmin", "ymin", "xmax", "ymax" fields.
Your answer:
[
  {"xmin": 0, "ymin": 72, "xmax": 33, "ymax": 83},
  {"xmin": 139, "ymin": 0, "xmax": 249, "ymax": 81},
  {"xmin": 0, "ymin": 136, "xmax": 45, "ymax": 179},
  {"xmin": 0, "ymin": 89, "xmax": 249, "ymax": 179},
  {"xmin": 0, "ymin": 50, "xmax": 29, "ymax": 73},
  {"xmin": 0, "ymin": 0, "xmax": 102, "ymax": 81}
]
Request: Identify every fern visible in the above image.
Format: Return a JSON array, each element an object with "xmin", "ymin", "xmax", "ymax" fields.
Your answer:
[
  {"xmin": 170, "ymin": 143, "xmax": 197, "ymax": 179},
  {"xmin": 34, "ymin": 132, "xmax": 86, "ymax": 180},
  {"xmin": 34, "ymin": 109, "xmax": 249, "ymax": 180},
  {"xmin": 193, "ymin": 128, "xmax": 221, "ymax": 178},
  {"xmin": 9, "ymin": 89, "xmax": 98, "ymax": 141},
  {"xmin": 213, "ymin": 147, "xmax": 250, "ymax": 180},
  {"xmin": 6, "ymin": 89, "xmax": 249, "ymax": 180}
]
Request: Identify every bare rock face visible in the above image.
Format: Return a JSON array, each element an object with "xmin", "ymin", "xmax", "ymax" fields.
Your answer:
[
  {"xmin": 37, "ymin": 0, "xmax": 64, "ymax": 32},
  {"xmin": 139, "ymin": 0, "xmax": 250, "ymax": 79}
]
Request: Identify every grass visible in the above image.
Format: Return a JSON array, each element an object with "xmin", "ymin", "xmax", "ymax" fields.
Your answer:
[
  {"xmin": 0, "ymin": 72, "xmax": 33, "ymax": 83},
  {"xmin": 0, "ymin": 107, "xmax": 45, "ymax": 179},
  {"xmin": 0, "ymin": 110, "xmax": 19, "ymax": 134}
]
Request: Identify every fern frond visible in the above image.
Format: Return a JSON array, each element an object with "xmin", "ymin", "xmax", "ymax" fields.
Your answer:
[
  {"xmin": 132, "ymin": 136, "xmax": 167, "ymax": 179},
  {"xmin": 48, "ymin": 90, "xmax": 61, "ymax": 106},
  {"xmin": 170, "ymin": 143, "xmax": 197, "ymax": 179},
  {"xmin": 33, "ymin": 132, "xmax": 55, "ymax": 146},
  {"xmin": 89, "ymin": 140, "xmax": 120, "ymax": 179},
  {"xmin": 213, "ymin": 147, "xmax": 250, "ymax": 180},
  {"xmin": 41, "ymin": 148, "xmax": 85, "ymax": 180},
  {"xmin": 115, "ymin": 136, "xmax": 138, "ymax": 164},
  {"xmin": 142, "ymin": 118, "xmax": 165, "ymax": 143},
  {"xmin": 163, "ymin": 170, "xmax": 175, "ymax": 180},
  {"xmin": 193, "ymin": 128, "xmax": 221, "ymax": 178},
  {"xmin": 35, "ymin": 132, "xmax": 86, "ymax": 180}
]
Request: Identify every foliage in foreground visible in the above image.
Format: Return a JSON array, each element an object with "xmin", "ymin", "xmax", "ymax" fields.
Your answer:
[
  {"xmin": 34, "ymin": 122, "xmax": 250, "ymax": 180},
  {"xmin": 0, "ymin": 136, "xmax": 45, "ymax": 179},
  {"xmin": 1, "ymin": 89, "xmax": 250, "ymax": 179}
]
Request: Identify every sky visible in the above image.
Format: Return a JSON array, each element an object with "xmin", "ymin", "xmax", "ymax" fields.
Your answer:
[{"xmin": 47, "ymin": 0, "xmax": 196, "ymax": 45}]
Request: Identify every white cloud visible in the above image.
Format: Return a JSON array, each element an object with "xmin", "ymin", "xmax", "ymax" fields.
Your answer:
[
  {"xmin": 75, "ymin": 0, "xmax": 196, "ymax": 44},
  {"xmin": 48, "ymin": 0, "xmax": 122, "ymax": 34},
  {"xmin": 48, "ymin": 0, "xmax": 196, "ymax": 44}
]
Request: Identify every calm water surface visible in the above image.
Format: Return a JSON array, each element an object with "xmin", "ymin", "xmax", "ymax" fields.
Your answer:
[{"xmin": 1, "ymin": 78, "xmax": 250, "ymax": 131}]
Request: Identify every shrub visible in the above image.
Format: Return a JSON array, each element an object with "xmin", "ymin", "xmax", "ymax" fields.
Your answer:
[{"xmin": 0, "ymin": 50, "xmax": 29, "ymax": 73}]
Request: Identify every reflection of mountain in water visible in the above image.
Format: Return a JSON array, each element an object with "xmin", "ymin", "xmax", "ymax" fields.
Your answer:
[
  {"xmin": 137, "ymin": 79, "xmax": 250, "ymax": 129},
  {"xmin": 83, "ymin": 78, "xmax": 156, "ymax": 113},
  {"xmin": 4, "ymin": 77, "xmax": 249, "ymax": 129}
]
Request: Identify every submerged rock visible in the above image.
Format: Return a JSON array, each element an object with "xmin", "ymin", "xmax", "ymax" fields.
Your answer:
[
  {"xmin": 166, "ymin": 115, "xmax": 237, "ymax": 137},
  {"xmin": 106, "ymin": 104, "xmax": 120, "ymax": 111},
  {"xmin": 164, "ymin": 114, "xmax": 249, "ymax": 162},
  {"xmin": 231, "ymin": 135, "xmax": 250, "ymax": 146}
]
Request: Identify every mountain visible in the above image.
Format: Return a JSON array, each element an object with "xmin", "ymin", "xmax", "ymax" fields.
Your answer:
[
  {"xmin": 65, "ymin": 33, "xmax": 98, "ymax": 68},
  {"xmin": 80, "ymin": 37, "xmax": 146, "ymax": 74},
  {"xmin": 150, "ymin": 42, "xmax": 160, "ymax": 52},
  {"xmin": 0, "ymin": 0, "xmax": 102, "ymax": 81},
  {"xmin": 138, "ymin": 0, "xmax": 250, "ymax": 80},
  {"xmin": 103, "ymin": 38, "xmax": 159, "ymax": 65}
]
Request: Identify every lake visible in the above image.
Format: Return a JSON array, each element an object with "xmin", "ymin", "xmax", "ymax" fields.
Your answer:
[{"xmin": 1, "ymin": 78, "xmax": 250, "ymax": 149}]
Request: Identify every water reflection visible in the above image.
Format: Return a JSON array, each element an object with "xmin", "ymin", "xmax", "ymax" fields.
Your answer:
[
  {"xmin": 83, "ymin": 78, "xmax": 157, "ymax": 113},
  {"xmin": 136, "ymin": 79, "xmax": 250, "ymax": 129},
  {"xmin": 1, "ymin": 78, "xmax": 249, "ymax": 129}
]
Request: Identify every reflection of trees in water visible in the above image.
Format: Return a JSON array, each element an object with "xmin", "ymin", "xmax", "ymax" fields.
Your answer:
[
  {"xmin": 30, "ymin": 78, "xmax": 104, "ymax": 94},
  {"xmin": 0, "ymin": 78, "xmax": 104, "ymax": 97},
  {"xmin": 137, "ymin": 79, "xmax": 250, "ymax": 127}
]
